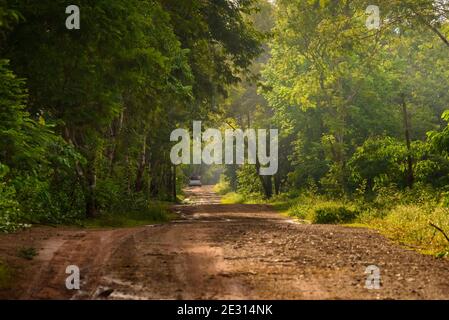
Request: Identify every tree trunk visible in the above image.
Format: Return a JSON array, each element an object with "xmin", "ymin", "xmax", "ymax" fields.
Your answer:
[
  {"xmin": 134, "ymin": 135, "xmax": 147, "ymax": 192},
  {"xmin": 274, "ymin": 173, "xmax": 281, "ymax": 195},
  {"xmin": 85, "ymin": 163, "xmax": 97, "ymax": 218},
  {"xmin": 64, "ymin": 127, "xmax": 97, "ymax": 218},
  {"xmin": 166, "ymin": 163, "xmax": 172, "ymax": 200},
  {"xmin": 172, "ymin": 165, "xmax": 177, "ymax": 201},
  {"xmin": 108, "ymin": 110, "xmax": 125, "ymax": 173},
  {"xmin": 149, "ymin": 160, "xmax": 159, "ymax": 197},
  {"xmin": 125, "ymin": 154, "xmax": 131, "ymax": 194},
  {"xmin": 256, "ymin": 159, "xmax": 273, "ymax": 198},
  {"xmin": 401, "ymin": 94, "xmax": 414, "ymax": 188},
  {"xmin": 264, "ymin": 176, "xmax": 273, "ymax": 198}
]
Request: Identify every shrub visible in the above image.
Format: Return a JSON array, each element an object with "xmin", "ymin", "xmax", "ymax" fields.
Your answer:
[
  {"xmin": 288, "ymin": 195, "xmax": 358, "ymax": 224},
  {"xmin": 236, "ymin": 164, "xmax": 264, "ymax": 196},
  {"xmin": 312, "ymin": 203, "xmax": 358, "ymax": 224},
  {"xmin": 348, "ymin": 137, "xmax": 406, "ymax": 191},
  {"xmin": 221, "ymin": 192, "xmax": 245, "ymax": 204},
  {"xmin": 0, "ymin": 60, "xmax": 85, "ymax": 227},
  {"xmin": 374, "ymin": 205, "xmax": 449, "ymax": 254},
  {"xmin": 17, "ymin": 247, "xmax": 37, "ymax": 260},
  {"xmin": 213, "ymin": 174, "xmax": 232, "ymax": 195},
  {"xmin": 85, "ymin": 200, "xmax": 170, "ymax": 228},
  {"xmin": 0, "ymin": 261, "xmax": 13, "ymax": 289},
  {"xmin": 0, "ymin": 163, "xmax": 27, "ymax": 233}
]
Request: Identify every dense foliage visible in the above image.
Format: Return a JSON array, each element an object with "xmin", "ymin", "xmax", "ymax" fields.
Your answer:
[
  {"xmin": 216, "ymin": 0, "xmax": 449, "ymax": 254},
  {"xmin": 0, "ymin": 0, "xmax": 262, "ymax": 229},
  {"xmin": 1, "ymin": 0, "xmax": 449, "ymax": 256}
]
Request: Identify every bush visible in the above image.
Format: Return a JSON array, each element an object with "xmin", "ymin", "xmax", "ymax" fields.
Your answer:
[
  {"xmin": 312, "ymin": 203, "xmax": 358, "ymax": 224},
  {"xmin": 12, "ymin": 172, "xmax": 84, "ymax": 225},
  {"xmin": 288, "ymin": 194, "xmax": 358, "ymax": 224},
  {"xmin": 85, "ymin": 200, "xmax": 171, "ymax": 228},
  {"xmin": 236, "ymin": 164, "xmax": 264, "ymax": 196},
  {"xmin": 0, "ymin": 164, "xmax": 28, "ymax": 233},
  {"xmin": 348, "ymin": 137, "xmax": 407, "ymax": 191},
  {"xmin": 213, "ymin": 174, "xmax": 232, "ymax": 195},
  {"xmin": 0, "ymin": 60, "xmax": 85, "ymax": 228},
  {"xmin": 373, "ymin": 205, "xmax": 449, "ymax": 254},
  {"xmin": 221, "ymin": 192, "xmax": 245, "ymax": 204},
  {"xmin": 0, "ymin": 261, "xmax": 13, "ymax": 289}
]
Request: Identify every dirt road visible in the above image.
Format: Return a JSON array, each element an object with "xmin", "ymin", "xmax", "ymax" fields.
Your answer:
[{"xmin": 1, "ymin": 185, "xmax": 449, "ymax": 299}]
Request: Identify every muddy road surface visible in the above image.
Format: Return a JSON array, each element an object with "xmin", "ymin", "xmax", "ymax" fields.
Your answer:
[{"xmin": 1, "ymin": 185, "xmax": 449, "ymax": 299}]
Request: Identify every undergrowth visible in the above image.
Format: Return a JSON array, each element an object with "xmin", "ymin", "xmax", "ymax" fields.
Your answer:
[{"xmin": 221, "ymin": 185, "xmax": 449, "ymax": 257}]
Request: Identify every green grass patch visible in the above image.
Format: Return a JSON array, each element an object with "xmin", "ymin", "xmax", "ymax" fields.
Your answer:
[
  {"xmin": 214, "ymin": 176, "xmax": 232, "ymax": 195},
  {"xmin": 270, "ymin": 200, "xmax": 292, "ymax": 213},
  {"xmin": 287, "ymin": 193, "xmax": 449, "ymax": 256},
  {"xmin": 221, "ymin": 192, "xmax": 245, "ymax": 204},
  {"xmin": 220, "ymin": 191, "xmax": 291, "ymax": 206},
  {"xmin": 219, "ymin": 189, "xmax": 449, "ymax": 257},
  {"xmin": 83, "ymin": 201, "xmax": 173, "ymax": 228},
  {"xmin": 17, "ymin": 247, "xmax": 37, "ymax": 260},
  {"xmin": 369, "ymin": 205, "xmax": 449, "ymax": 255},
  {"xmin": 0, "ymin": 261, "xmax": 13, "ymax": 289},
  {"xmin": 312, "ymin": 203, "xmax": 358, "ymax": 224},
  {"xmin": 287, "ymin": 195, "xmax": 358, "ymax": 224}
]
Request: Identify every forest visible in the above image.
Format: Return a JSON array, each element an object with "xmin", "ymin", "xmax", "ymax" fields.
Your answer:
[
  {"xmin": 1, "ymin": 0, "xmax": 449, "ymax": 257},
  {"xmin": 0, "ymin": 0, "xmax": 263, "ymax": 228}
]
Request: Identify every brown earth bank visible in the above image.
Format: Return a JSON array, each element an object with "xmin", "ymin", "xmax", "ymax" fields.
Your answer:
[{"xmin": 1, "ymin": 185, "xmax": 449, "ymax": 300}]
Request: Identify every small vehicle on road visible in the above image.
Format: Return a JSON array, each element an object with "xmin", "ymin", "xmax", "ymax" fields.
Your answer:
[{"xmin": 188, "ymin": 175, "xmax": 202, "ymax": 187}]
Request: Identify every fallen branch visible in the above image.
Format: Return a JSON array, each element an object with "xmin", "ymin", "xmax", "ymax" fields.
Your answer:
[{"xmin": 429, "ymin": 222, "xmax": 449, "ymax": 243}]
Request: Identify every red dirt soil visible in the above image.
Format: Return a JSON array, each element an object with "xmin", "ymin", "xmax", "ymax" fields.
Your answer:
[{"xmin": 1, "ymin": 185, "xmax": 449, "ymax": 299}]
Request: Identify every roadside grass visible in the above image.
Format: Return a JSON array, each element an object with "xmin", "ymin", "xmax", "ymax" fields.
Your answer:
[
  {"xmin": 287, "ymin": 196, "xmax": 358, "ymax": 224},
  {"xmin": 220, "ymin": 192, "xmax": 296, "ymax": 212},
  {"xmin": 289, "ymin": 195, "xmax": 449, "ymax": 256},
  {"xmin": 366, "ymin": 205, "xmax": 449, "ymax": 256},
  {"xmin": 224, "ymin": 192, "xmax": 358, "ymax": 225},
  {"xmin": 222, "ymin": 190, "xmax": 449, "ymax": 257},
  {"xmin": 0, "ymin": 261, "xmax": 13, "ymax": 290},
  {"xmin": 270, "ymin": 200, "xmax": 294, "ymax": 214},
  {"xmin": 221, "ymin": 192, "xmax": 246, "ymax": 204},
  {"xmin": 83, "ymin": 201, "xmax": 174, "ymax": 228},
  {"xmin": 17, "ymin": 247, "xmax": 37, "ymax": 260},
  {"xmin": 176, "ymin": 194, "xmax": 186, "ymax": 203},
  {"xmin": 213, "ymin": 177, "xmax": 232, "ymax": 195},
  {"xmin": 0, "ymin": 200, "xmax": 176, "ymax": 232}
]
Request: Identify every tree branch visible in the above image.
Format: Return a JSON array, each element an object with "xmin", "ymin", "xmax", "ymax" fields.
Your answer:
[
  {"xmin": 425, "ymin": 21, "xmax": 449, "ymax": 48},
  {"xmin": 429, "ymin": 222, "xmax": 449, "ymax": 243}
]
